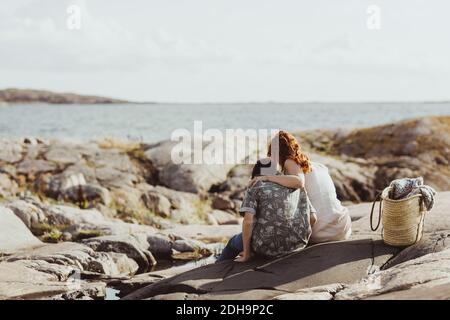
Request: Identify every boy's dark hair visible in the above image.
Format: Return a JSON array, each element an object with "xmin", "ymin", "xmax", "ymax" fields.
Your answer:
[{"xmin": 251, "ymin": 159, "xmax": 273, "ymax": 178}]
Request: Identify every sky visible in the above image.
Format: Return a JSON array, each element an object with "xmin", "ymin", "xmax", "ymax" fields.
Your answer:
[{"xmin": 1, "ymin": 0, "xmax": 449, "ymax": 102}]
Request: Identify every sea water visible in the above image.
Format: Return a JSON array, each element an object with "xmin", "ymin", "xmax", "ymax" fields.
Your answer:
[{"xmin": 0, "ymin": 102, "xmax": 449, "ymax": 142}]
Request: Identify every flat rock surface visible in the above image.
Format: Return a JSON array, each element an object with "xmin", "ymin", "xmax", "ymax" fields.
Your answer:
[
  {"xmin": 364, "ymin": 281, "xmax": 450, "ymax": 300},
  {"xmin": 0, "ymin": 139, "xmax": 23, "ymax": 163},
  {"xmin": 0, "ymin": 206, "xmax": 42, "ymax": 254},
  {"xmin": 123, "ymin": 239, "xmax": 398, "ymax": 300},
  {"xmin": 0, "ymin": 260, "xmax": 106, "ymax": 300},
  {"xmin": 6, "ymin": 241, "xmax": 137, "ymax": 276},
  {"xmin": 335, "ymin": 248, "xmax": 450, "ymax": 300}
]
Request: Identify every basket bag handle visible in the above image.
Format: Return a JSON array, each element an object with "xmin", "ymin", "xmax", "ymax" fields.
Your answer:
[{"xmin": 370, "ymin": 191, "xmax": 383, "ymax": 231}]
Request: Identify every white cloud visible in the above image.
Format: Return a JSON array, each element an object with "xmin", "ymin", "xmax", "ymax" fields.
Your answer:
[{"xmin": 0, "ymin": 0, "xmax": 449, "ymax": 102}]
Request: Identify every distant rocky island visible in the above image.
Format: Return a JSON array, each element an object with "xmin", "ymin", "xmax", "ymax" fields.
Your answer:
[{"xmin": 0, "ymin": 88, "xmax": 133, "ymax": 104}]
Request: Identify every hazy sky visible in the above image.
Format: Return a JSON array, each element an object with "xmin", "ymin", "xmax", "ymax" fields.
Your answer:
[{"xmin": 1, "ymin": 0, "xmax": 449, "ymax": 102}]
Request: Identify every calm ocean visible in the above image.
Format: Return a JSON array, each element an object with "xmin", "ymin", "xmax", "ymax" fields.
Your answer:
[{"xmin": 1, "ymin": 102, "xmax": 449, "ymax": 143}]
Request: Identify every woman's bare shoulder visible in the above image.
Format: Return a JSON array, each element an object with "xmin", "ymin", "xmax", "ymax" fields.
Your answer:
[{"xmin": 284, "ymin": 158, "xmax": 301, "ymax": 171}]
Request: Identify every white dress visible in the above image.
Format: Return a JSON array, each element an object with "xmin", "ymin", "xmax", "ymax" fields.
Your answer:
[{"xmin": 305, "ymin": 162, "xmax": 352, "ymax": 243}]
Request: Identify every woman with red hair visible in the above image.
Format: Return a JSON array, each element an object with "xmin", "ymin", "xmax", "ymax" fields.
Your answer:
[{"xmin": 249, "ymin": 130, "xmax": 312, "ymax": 189}]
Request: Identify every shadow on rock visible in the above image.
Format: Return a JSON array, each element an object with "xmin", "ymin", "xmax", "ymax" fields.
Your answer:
[{"xmin": 123, "ymin": 239, "xmax": 399, "ymax": 300}]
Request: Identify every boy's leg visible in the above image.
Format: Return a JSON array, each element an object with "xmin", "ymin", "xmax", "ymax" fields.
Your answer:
[{"xmin": 216, "ymin": 233, "xmax": 244, "ymax": 262}]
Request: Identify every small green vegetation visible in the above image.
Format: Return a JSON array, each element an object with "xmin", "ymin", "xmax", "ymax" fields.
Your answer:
[
  {"xmin": 127, "ymin": 147, "xmax": 146, "ymax": 161},
  {"xmin": 72, "ymin": 229, "xmax": 105, "ymax": 241},
  {"xmin": 31, "ymin": 223, "xmax": 70, "ymax": 236},
  {"xmin": 41, "ymin": 229, "xmax": 62, "ymax": 243}
]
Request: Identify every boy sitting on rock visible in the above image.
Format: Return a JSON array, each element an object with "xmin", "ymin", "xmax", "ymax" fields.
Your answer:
[{"xmin": 216, "ymin": 159, "xmax": 315, "ymax": 262}]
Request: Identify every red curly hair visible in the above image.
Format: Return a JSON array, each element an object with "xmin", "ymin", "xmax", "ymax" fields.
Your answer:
[{"xmin": 268, "ymin": 130, "xmax": 312, "ymax": 174}]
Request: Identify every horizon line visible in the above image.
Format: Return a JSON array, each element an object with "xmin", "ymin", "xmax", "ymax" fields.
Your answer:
[
  {"xmin": 135, "ymin": 100, "xmax": 450, "ymax": 105},
  {"xmin": 1, "ymin": 88, "xmax": 449, "ymax": 105}
]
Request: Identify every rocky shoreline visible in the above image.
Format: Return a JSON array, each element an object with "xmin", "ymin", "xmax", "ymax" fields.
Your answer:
[{"xmin": 0, "ymin": 115, "xmax": 449, "ymax": 300}]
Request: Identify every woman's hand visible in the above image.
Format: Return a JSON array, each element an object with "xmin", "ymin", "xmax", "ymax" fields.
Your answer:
[
  {"xmin": 248, "ymin": 175, "xmax": 268, "ymax": 188},
  {"xmin": 235, "ymin": 251, "xmax": 251, "ymax": 262}
]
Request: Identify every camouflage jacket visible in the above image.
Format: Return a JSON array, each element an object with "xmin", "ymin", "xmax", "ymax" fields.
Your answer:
[{"xmin": 239, "ymin": 181, "xmax": 313, "ymax": 257}]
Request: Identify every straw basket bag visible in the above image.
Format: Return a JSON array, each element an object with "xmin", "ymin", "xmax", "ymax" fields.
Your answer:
[{"xmin": 370, "ymin": 187, "xmax": 426, "ymax": 247}]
